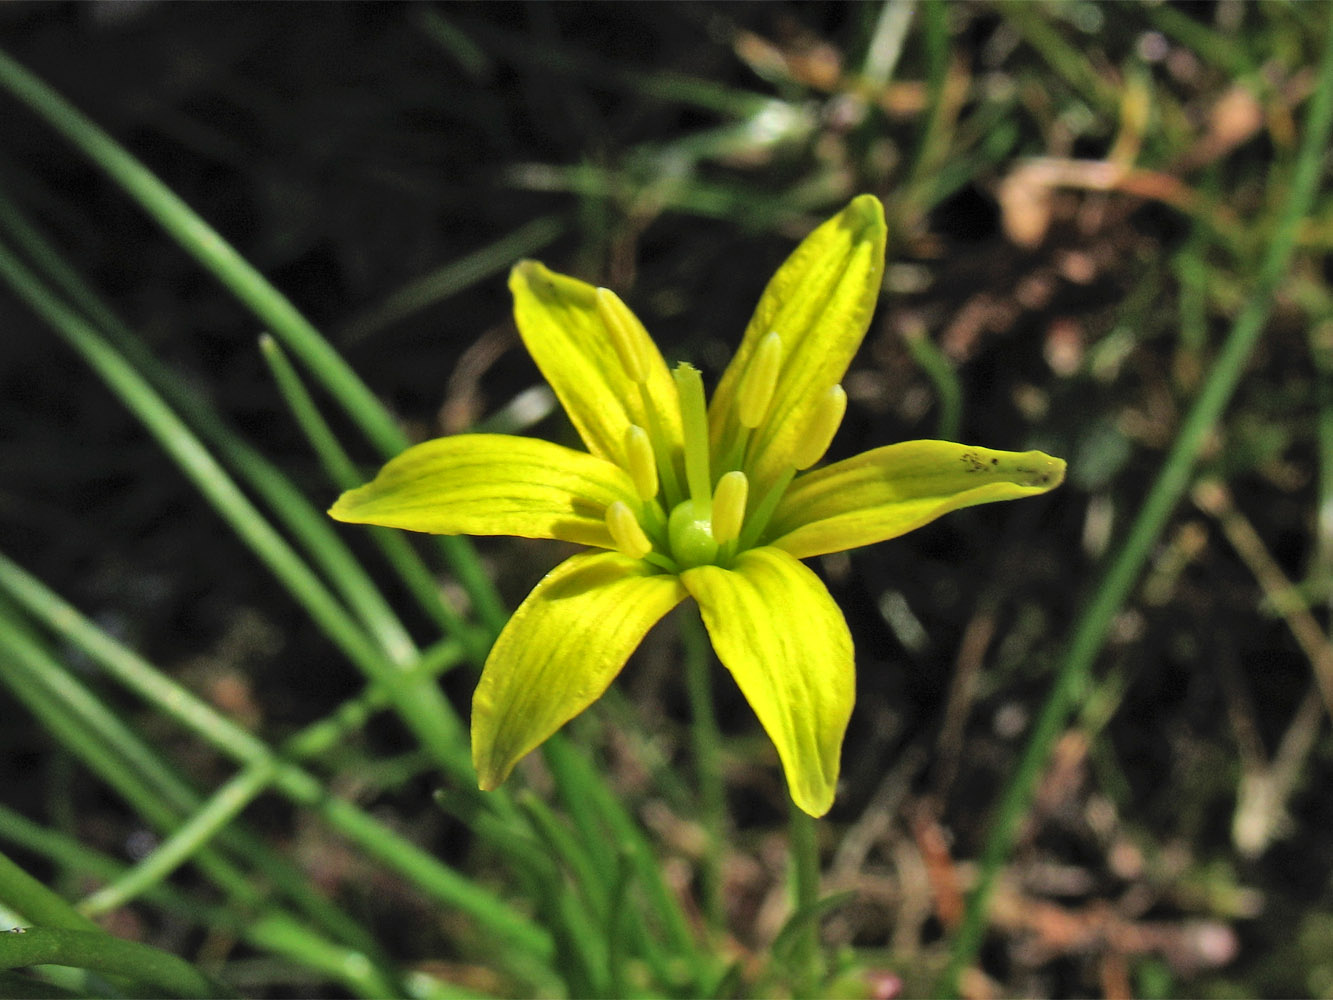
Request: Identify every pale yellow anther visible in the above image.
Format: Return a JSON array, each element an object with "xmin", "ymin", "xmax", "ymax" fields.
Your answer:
[
  {"xmin": 605, "ymin": 501, "xmax": 653, "ymax": 559},
  {"xmin": 711, "ymin": 471, "xmax": 749, "ymax": 546},
  {"xmin": 737, "ymin": 332, "xmax": 782, "ymax": 428},
  {"xmin": 623, "ymin": 425, "xmax": 658, "ymax": 500},
  {"xmin": 595, "ymin": 287, "xmax": 649, "ymax": 384},
  {"xmin": 791, "ymin": 385, "xmax": 848, "ymax": 470}
]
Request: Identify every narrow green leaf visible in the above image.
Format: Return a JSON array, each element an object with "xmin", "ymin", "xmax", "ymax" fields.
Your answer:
[{"xmin": 0, "ymin": 927, "xmax": 229, "ymax": 999}]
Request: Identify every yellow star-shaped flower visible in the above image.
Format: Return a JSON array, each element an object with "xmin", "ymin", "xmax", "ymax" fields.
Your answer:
[{"xmin": 330, "ymin": 196, "xmax": 1065, "ymax": 816}]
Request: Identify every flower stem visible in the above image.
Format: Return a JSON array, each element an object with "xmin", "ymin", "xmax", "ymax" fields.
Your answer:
[
  {"xmin": 682, "ymin": 609, "xmax": 726, "ymax": 935},
  {"xmin": 787, "ymin": 799, "xmax": 823, "ymax": 997}
]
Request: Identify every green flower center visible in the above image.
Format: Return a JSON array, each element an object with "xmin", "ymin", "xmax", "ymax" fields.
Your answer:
[
  {"xmin": 666, "ymin": 498, "xmax": 717, "ymax": 569},
  {"xmin": 595, "ymin": 295, "xmax": 846, "ymax": 573}
]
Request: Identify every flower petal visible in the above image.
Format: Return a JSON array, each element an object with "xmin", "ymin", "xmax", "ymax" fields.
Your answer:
[
  {"xmin": 511, "ymin": 261, "xmax": 683, "ymax": 470},
  {"xmin": 680, "ymin": 547, "xmax": 853, "ymax": 817},
  {"xmin": 709, "ymin": 195, "xmax": 886, "ymax": 493},
  {"xmin": 768, "ymin": 442, "xmax": 1067, "ymax": 559},
  {"xmin": 472, "ymin": 551, "xmax": 687, "ymax": 789},
  {"xmin": 329, "ymin": 434, "xmax": 638, "ymax": 548}
]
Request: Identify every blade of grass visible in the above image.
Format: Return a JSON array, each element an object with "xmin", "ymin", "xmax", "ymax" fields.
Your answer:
[
  {"xmin": 439, "ymin": 12, "xmax": 775, "ymax": 120},
  {"xmin": 1001, "ymin": 4, "xmax": 1120, "ymax": 116},
  {"xmin": 78, "ymin": 760, "xmax": 279, "ymax": 918},
  {"xmin": 0, "ymin": 607, "xmax": 397, "ymax": 975},
  {"xmin": 901, "ymin": 324, "xmax": 962, "ymax": 442},
  {"xmin": 0, "ymin": 927, "xmax": 228, "ymax": 999},
  {"xmin": 937, "ymin": 20, "xmax": 1333, "ymax": 996},
  {"xmin": 515, "ymin": 796, "xmax": 611, "ymax": 999},
  {"xmin": 0, "ymin": 807, "xmax": 410, "ymax": 999},
  {"xmin": 903, "ymin": 0, "xmax": 952, "ymax": 203},
  {"xmin": 339, "ymin": 214, "xmax": 565, "ymax": 345},
  {"xmin": 0, "ymin": 46, "xmax": 506, "ymax": 632},
  {"xmin": 0, "ymin": 183, "xmax": 436, "ymax": 663},
  {"xmin": 0, "ymin": 850, "xmax": 99, "ymax": 934},
  {"xmin": 0, "ymin": 240, "xmax": 474, "ymax": 782},
  {"xmin": 540, "ymin": 736, "xmax": 707, "ymax": 985},
  {"xmin": 0, "ymin": 554, "xmax": 554, "ymax": 967},
  {"xmin": 0, "ymin": 49, "xmax": 394, "ymax": 458},
  {"xmin": 0, "ymin": 804, "xmax": 237, "ymax": 925},
  {"xmin": 257, "ymin": 333, "xmax": 484, "ymax": 653}
]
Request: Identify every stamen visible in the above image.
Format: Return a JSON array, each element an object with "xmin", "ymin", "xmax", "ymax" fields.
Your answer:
[
  {"xmin": 595, "ymin": 287, "xmax": 649, "ymax": 384},
  {"xmin": 711, "ymin": 471, "xmax": 748, "ymax": 547},
  {"xmin": 673, "ymin": 363, "xmax": 713, "ymax": 504},
  {"xmin": 636, "ymin": 384, "xmax": 684, "ymax": 509},
  {"xmin": 737, "ymin": 332, "xmax": 782, "ymax": 429},
  {"xmin": 606, "ymin": 501, "xmax": 653, "ymax": 559},
  {"xmin": 790, "ymin": 384, "xmax": 847, "ymax": 470},
  {"xmin": 623, "ymin": 425, "xmax": 658, "ymax": 500}
]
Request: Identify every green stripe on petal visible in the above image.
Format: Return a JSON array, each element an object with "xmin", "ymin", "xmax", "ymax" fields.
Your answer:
[
  {"xmin": 472, "ymin": 551, "xmax": 687, "ymax": 789},
  {"xmin": 768, "ymin": 442, "xmax": 1067, "ymax": 559},
  {"xmin": 681, "ymin": 547, "xmax": 853, "ymax": 817},
  {"xmin": 511, "ymin": 261, "xmax": 683, "ymax": 472},
  {"xmin": 329, "ymin": 434, "xmax": 638, "ymax": 549},
  {"xmin": 709, "ymin": 196, "xmax": 886, "ymax": 494}
]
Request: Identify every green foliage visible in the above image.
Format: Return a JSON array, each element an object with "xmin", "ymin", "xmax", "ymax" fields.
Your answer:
[{"xmin": 0, "ymin": 4, "xmax": 1331, "ymax": 998}]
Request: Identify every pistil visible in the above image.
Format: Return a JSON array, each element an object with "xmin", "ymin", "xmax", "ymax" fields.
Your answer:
[
  {"xmin": 665, "ymin": 362, "xmax": 722, "ymax": 569},
  {"xmin": 673, "ymin": 364, "xmax": 713, "ymax": 503}
]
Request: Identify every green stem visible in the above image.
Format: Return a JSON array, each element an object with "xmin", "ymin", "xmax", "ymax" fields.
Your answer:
[
  {"xmin": 786, "ymin": 801, "xmax": 822, "ymax": 998},
  {"xmin": 937, "ymin": 20, "xmax": 1333, "ymax": 997},
  {"xmin": 682, "ymin": 610, "xmax": 725, "ymax": 934}
]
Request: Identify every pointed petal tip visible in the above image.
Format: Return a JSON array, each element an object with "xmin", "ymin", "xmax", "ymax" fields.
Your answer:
[
  {"xmin": 793, "ymin": 790, "xmax": 834, "ymax": 818},
  {"xmin": 1023, "ymin": 449, "xmax": 1067, "ymax": 491},
  {"xmin": 844, "ymin": 193, "xmax": 886, "ymax": 238},
  {"xmin": 327, "ymin": 492, "xmax": 362, "ymax": 524},
  {"xmin": 473, "ymin": 741, "xmax": 512, "ymax": 792}
]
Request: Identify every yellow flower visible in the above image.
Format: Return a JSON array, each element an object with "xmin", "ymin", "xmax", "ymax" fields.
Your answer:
[{"xmin": 330, "ymin": 196, "xmax": 1065, "ymax": 816}]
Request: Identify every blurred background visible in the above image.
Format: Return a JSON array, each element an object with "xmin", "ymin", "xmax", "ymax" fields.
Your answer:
[{"xmin": 1, "ymin": 2, "xmax": 1330, "ymax": 997}]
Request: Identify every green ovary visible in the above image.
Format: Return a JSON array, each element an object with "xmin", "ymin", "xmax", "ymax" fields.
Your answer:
[{"xmin": 667, "ymin": 498, "xmax": 718, "ymax": 568}]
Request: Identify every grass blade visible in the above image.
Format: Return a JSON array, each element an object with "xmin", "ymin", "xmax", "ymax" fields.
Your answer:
[{"xmin": 938, "ymin": 19, "xmax": 1333, "ymax": 995}]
